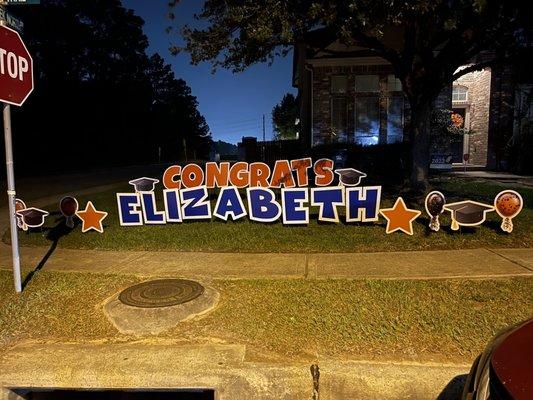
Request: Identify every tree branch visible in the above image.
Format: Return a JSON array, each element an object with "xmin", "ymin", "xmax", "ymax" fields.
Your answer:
[{"xmin": 451, "ymin": 57, "xmax": 502, "ymax": 81}]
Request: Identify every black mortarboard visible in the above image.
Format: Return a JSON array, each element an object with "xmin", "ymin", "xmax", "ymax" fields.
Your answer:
[
  {"xmin": 16, "ymin": 207, "xmax": 49, "ymax": 228},
  {"xmin": 128, "ymin": 177, "xmax": 159, "ymax": 192},
  {"xmin": 444, "ymin": 200, "xmax": 494, "ymax": 230},
  {"xmin": 334, "ymin": 168, "xmax": 367, "ymax": 186}
]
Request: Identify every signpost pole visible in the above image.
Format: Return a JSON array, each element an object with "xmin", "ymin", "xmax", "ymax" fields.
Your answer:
[
  {"xmin": 1, "ymin": 9, "xmax": 34, "ymax": 293},
  {"xmin": 2, "ymin": 102, "xmax": 21, "ymax": 292}
]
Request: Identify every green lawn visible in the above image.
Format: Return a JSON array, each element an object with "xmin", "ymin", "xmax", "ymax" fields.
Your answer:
[
  {"xmin": 5, "ymin": 178, "xmax": 532, "ymax": 252},
  {"xmin": 0, "ymin": 269, "xmax": 531, "ymax": 363}
]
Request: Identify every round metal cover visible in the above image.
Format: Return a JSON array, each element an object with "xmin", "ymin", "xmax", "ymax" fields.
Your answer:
[{"xmin": 118, "ymin": 279, "xmax": 204, "ymax": 308}]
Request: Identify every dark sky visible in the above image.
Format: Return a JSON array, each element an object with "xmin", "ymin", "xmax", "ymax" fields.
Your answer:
[{"xmin": 122, "ymin": 0, "xmax": 297, "ymax": 144}]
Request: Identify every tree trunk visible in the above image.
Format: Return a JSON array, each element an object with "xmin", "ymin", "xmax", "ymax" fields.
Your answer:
[{"xmin": 408, "ymin": 102, "xmax": 431, "ymax": 193}]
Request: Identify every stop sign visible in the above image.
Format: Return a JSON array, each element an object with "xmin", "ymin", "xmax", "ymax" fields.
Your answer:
[{"xmin": 0, "ymin": 25, "xmax": 33, "ymax": 106}]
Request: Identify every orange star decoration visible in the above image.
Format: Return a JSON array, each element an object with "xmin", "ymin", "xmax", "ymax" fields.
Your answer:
[
  {"xmin": 380, "ymin": 197, "xmax": 422, "ymax": 236},
  {"xmin": 76, "ymin": 201, "xmax": 108, "ymax": 233}
]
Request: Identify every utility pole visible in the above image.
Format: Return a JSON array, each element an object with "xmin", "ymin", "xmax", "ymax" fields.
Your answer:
[{"xmin": 262, "ymin": 114, "xmax": 265, "ymax": 162}]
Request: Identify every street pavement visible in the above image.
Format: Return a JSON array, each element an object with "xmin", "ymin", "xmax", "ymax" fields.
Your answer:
[{"xmin": 0, "ymin": 342, "xmax": 469, "ymax": 400}]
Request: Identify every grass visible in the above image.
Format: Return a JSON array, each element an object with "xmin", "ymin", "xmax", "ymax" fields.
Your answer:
[
  {"xmin": 0, "ymin": 269, "xmax": 531, "ymax": 363},
  {"xmin": 5, "ymin": 177, "xmax": 532, "ymax": 252},
  {"xmin": 0, "ymin": 269, "xmax": 139, "ymax": 346}
]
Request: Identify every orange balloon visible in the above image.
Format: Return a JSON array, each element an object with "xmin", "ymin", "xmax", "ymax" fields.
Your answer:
[{"xmin": 495, "ymin": 192, "xmax": 522, "ymax": 218}]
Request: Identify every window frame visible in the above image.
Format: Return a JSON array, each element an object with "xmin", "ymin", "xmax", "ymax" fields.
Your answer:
[
  {"xmin": 354, "ymin": 74, "xmax": 380, "ymax": 93},
  {"xmin": 354, "ymin": 94, "xmax": 381, "ymax": 146},
  {"xmin": 452, "ymin": 85, "xmax": 469, "ymax": 102},
  {"xmin": 386, "ymin": 95, "xmax": 405, "ymax": 144},
  {"xmin": 386, "ymin": 74, "xmax": 403, "ymax": 92},
  {"xmin": 330, "ymin": 75, "xmax": 348, "ymax": 94},
  {"xmin": 330, "ymin": 95, "xmax": 349, "ymax": 143}
]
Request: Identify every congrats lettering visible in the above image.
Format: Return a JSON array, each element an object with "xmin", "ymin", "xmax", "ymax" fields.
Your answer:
[{"xmin": 116, "ymin": 158, "xmax": 382, "ymax": 226}]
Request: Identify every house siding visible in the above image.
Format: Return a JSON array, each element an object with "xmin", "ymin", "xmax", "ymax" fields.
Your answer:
[{"xmin": 454, "ymin": 68, "xmax": 492, "ymax": 165}]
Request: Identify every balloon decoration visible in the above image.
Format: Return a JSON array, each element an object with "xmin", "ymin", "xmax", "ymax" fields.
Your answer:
[
  {"xmin": 60, "ymin": 196, "xmax": 79, "ymax": 228},
  {"xmin": 15, "ymin": 198, "xmax": 27, "ymax": 231},
  {"xmin": 494, "ymin": 190, "xmax": 523, "ymax": 233},
  {"xmin": 425, "ymin": 191, "xmax": 446, "ymax": 231}
]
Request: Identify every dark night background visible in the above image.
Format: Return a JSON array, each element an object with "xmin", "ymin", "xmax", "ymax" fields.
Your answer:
[{"xmin": 3, "ymin": 0, "xmax": 292, "ymax": 175}]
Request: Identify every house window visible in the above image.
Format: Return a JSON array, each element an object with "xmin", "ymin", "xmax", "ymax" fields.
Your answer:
[
  {"xmin": 331, "ymin": 97, "xmax": 348, "ymax": 142},
  {"xmin": 387, "ymin": 97, "xmax": 404, "ymax": 143},
  {"xmin": 452, "ymin": 86, "xmax": 468, "ymax": 102},
  {"xmin": 355, "ymin": 96, "xmax": 380, "ymax": 146},
  {"xmin": 331, "ymin": 76, "xmax": 348, "ymax": 94},
  {"xmin": 314, "ymin": 72, "xmax": 407, "ymax": 147},
  {"xmin": 354, "ymin": 74, "xmax": 380, "ymax": 145},
  {"xmin": 387, "ymin": 75, "xmax": 402, "ymax": 92},
  {"xmin": 355, "ymin": 75, "xmax": 379, "ymax": 92}
]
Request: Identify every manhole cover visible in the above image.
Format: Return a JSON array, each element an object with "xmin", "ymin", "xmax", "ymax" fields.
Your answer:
[{"xmin": 118, "ymin": 279, "xmax": 204, "ymax": 308}]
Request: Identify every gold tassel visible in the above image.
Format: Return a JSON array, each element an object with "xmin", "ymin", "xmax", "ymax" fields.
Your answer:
[
  {"xmin": 429, "ymin": 216, "xmax": 440, "ymax": 232},
  {"xmin": 501, "ymin": 217, "xmax": 513, "ymax": 233},
  {"xmin": 451, "ymin": 219, "xmax": 459, "ymax": 231}
]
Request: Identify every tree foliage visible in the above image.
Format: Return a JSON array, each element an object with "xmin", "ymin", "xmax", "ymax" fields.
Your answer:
[
  {"xmin": 8, "ymin": 0, "xmax": 210, "ymax": 172},
  {"xmin": 169, "ymin": 0, "xmax": 529, "ymax": 187},
  {"xmin": 272, "ymin": 93, "xmax": 299, "ymax": 140}
]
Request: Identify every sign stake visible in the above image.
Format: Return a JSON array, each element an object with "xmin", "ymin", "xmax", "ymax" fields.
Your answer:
[{"xmin": 3, "ymin": 102, "xmax": 22, "ymax": 292}]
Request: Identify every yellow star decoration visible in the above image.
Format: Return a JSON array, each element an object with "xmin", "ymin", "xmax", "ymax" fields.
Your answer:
[
  {"xmin": 380, "ymin": 197, "xmax": 422, "ymax": 235},
  {"xmin": 76, "ymin": 201, "xmax": 108, "ymax": 233}
]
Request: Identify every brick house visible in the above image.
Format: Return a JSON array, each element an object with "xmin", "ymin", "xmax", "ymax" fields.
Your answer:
[{"xmin": 292, "ymin": 28, "xmax": 522, "ymax": 169}]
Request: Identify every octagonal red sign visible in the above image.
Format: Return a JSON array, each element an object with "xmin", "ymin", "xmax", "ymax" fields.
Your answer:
[{"xmin": 0, "ymin": 25, "xmax": 33, "ymax": 106}]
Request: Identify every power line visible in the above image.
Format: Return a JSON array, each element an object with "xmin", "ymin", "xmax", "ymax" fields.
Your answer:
[
  {"xmin": 207, "ymin": 117, "xmax": 259, "ymax": 126},
  {"xmin": 216, "ymin": 122, "xmax": 262, "ymax": 129}
]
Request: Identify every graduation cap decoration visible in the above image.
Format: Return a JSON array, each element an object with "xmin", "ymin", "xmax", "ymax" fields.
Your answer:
[
  {"xmin": 334, "ymin": 168, "xmax": 367, "ymax": 186},
  {"xmin": 15, "ymin": 198, "xmax": 28, "ymax": 231},
  {"xmin": 129, "ymin": 177, "xmax": 159, "ymax": 192},
  {"xmin": 443, "ymin": 200, "xmax": 494, "ymax": 231},
  {"xmin": 16, "ymin": 207, "xmax": 49, "ymax": 228}
]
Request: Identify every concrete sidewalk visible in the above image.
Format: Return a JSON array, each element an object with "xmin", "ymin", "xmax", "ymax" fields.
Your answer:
[
  {"xmin": 1, "ymin": 242, "xmax": 531, "ymax": 280},
  {"xmin": 450, "ymin": 170, "xmax": 533, "ymax": 188}
]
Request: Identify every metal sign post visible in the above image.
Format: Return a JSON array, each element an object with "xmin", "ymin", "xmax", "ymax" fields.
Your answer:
[
  {"xmin": 2, "ymin": 102, "xmax": 21, "ymax": 292},
  {"xmin": 0, "ymin": 20, "xmax": 34, "ymax": 292}
]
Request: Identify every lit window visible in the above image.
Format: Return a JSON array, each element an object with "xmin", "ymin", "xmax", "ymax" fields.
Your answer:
[
  {"xmin": 387, "ymin": 75, "xmax": 402, "ymax": 92},
  {"xmin": 452, "ymin": 86, "xmax": 468, "ymax": 102},
  {"xmin": 331, "ymin": 76, "xmax": 347, "ymax": 94},
  {"xmin": 387, "ymin": 97, "xmax": 404, "ymax": 143},
  {"xmin": 355, "ymin": 75, "xmax": 379, "ymax": 92},
  {"xmin": 355, "ymin": 96, "xmax": 380, "ymax": 146},
  {"xmin": 331, "ymin": 97, "xmax": 348, "ymax": 142}
]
